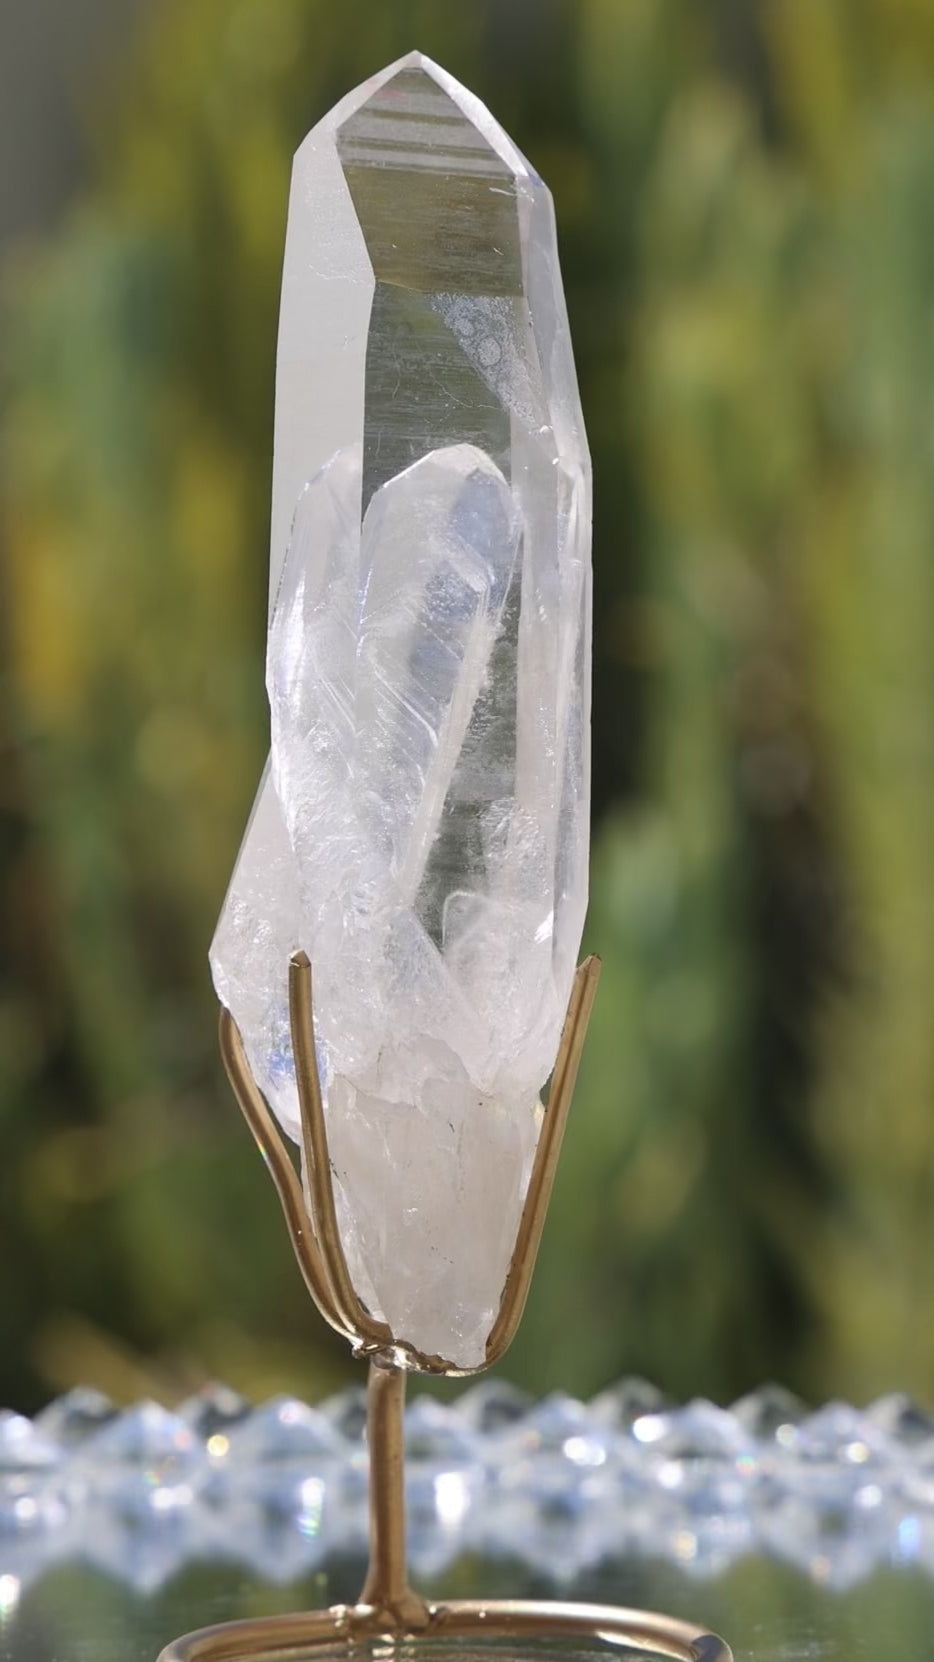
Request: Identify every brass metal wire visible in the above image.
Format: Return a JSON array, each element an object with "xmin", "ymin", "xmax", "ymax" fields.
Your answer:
[
  {"xmin": 161, "ymin": 1598, "xmax": 730, "ymax": 1662},
  {"xmin": 161, "ymin": 955, "xmax": 732, "ymax": 1662},
  {"xmin": 288, "ymin": 953, "xmax": 394, "ymax": 1352}
]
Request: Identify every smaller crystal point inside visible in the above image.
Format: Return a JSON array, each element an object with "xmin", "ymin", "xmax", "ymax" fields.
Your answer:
[{"xmin": 211, "ymin": 54, "xmax": 591, "ymax": 1371}]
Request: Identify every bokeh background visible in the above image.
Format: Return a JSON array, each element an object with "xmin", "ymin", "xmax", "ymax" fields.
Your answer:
[{"xmin": 2, "ymin": 0, "xmax": 933, "ymax": 1417}]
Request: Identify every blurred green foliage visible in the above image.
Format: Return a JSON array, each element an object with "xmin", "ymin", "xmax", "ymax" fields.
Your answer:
[{"xmin": 2, "ymin": 0, "xmax": 934, "ymax": 1412}]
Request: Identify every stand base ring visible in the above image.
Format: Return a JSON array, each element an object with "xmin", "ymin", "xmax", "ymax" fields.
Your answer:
[{"xmin": 159, "ymin": 1598, "xmax": 732, "ymax": 1662}]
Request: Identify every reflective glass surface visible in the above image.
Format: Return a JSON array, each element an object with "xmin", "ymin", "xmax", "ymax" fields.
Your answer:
[{"xmin": 3, "ymin": 1549, "xmax": 931, "ymax": 1662}]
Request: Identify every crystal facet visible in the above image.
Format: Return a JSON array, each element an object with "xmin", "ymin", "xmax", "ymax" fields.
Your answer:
[{"xmin": 211, "ymin": 52, "xmax": 591, "ymax": 1368}]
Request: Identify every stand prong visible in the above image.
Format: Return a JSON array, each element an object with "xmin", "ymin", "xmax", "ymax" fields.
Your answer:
[
  {"xmin": 486, "ymin": 954, "xmax": 602, "ymax": 1364},
  {"xmin": 218, "ymin": 1008, "xmax": 354, "ymax": 1343},
  {"xmin": 289, "ymin": 952, "xmax": 393, "ymax": 1351}
]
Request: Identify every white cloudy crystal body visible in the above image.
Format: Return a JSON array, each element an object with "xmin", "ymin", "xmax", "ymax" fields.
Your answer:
[{"xmin": 211, "ymin": 53, "xmax": 591, "ymax": 1369}]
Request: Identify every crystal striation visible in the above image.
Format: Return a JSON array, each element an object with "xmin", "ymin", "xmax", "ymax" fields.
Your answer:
[{"xmin": 211, "ymin": 52, "xmax": 591, "ymax": 1369}]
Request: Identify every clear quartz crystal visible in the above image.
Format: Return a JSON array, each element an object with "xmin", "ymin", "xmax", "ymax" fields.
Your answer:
[{"xmin": 211, "ymin": 52, "xmax": 591, "ymax": 1369}]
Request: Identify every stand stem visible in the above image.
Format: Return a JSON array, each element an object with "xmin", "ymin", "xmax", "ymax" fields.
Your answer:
[{"xmin": 359, "ymin": 1360, "xmax": 429, "ymax": 1629}]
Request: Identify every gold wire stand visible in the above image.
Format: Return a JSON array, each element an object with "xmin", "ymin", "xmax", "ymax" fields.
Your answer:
[{"xmin": 158, "ymin": 954, "xmax": 731, "ymax": 1662}]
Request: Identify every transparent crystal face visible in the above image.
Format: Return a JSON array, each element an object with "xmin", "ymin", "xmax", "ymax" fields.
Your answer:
[{"xmin": 211, "ymin": 54, "xmax": 591, "ymax": 1369}]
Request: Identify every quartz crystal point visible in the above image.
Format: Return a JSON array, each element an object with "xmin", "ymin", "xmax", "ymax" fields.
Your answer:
[{"xmin": 211, "ymin": 53, "xmax": 591, "ymax": 1370}]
